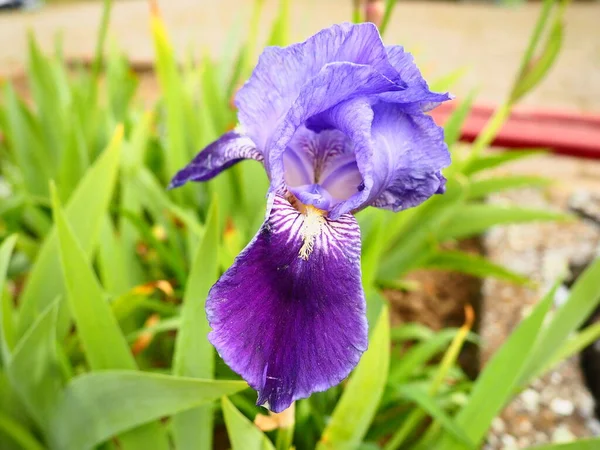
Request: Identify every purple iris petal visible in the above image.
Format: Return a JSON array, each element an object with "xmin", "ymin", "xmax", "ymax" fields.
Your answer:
[
  {"xmin": 435, "ymin": 172, "xmax": 448, "ymax": 194},
  {"xmin": 301, "ymin": 98, "xmax": 450, "ymax": 217},
  {"xmin": 379, "ymin": 45, "xmax": 453, "ymax": 111},
  {"xmin": 304, "ymin": 97, "xmax": 375, "ymax": 218},
  {"xmin": 368, "ymin": 102, "xmax": 450, "ymax": 211},
  {"xmin": 283, "ymin": 126, "xmax": 364, "ymax": 212},
  {"xmin": 288, "ymin": 184, "xmax": 333, "ymax": 211},
  {"xmin": 207, "ymin": 195, "xmax": 367, "ymax": 412},
  {"xmin": 169, "ymin": 131, "xmax": 262, "ymax": 189},
  {"xmin": 266, "ymin": 62, "xmax": 404, "ymax": 192},
  {"xmin": 169, "ymin": 23, "xmax": 452, "ymax": 412},
  {"xmin": 236, "ymin": 22, "xmax": 403, "ymax": 151},
  {"xmin": 321, "ymin": 161, "xmax": 363, "ymax": 204}
]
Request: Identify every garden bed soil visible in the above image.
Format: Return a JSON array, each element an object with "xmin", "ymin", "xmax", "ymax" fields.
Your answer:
[{"xmin": 385, "ymin": 238, "xmax": 483, "ymax": 379}]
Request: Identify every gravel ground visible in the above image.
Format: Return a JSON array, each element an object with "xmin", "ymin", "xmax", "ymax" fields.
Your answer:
[{"xmin": 481, "ymin": 154, "xmax": 600, "ymax": 448}]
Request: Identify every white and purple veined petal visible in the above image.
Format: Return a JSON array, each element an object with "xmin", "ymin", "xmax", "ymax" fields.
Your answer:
[
  {"xmin": 206, "ymin": 195, "xmax": 367, "ymax": 412},
  {"xmin": 169, "ymin": 22, "xmax": 452, "ymax": 413}
]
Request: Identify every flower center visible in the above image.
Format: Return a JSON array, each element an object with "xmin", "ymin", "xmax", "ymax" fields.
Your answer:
[
  {"xmin": 298, "ymin": 205, "xmax": 326, "ymax": 260},
  {"xmin": 282, "ymin": 127, "xmax": 363, "ymax": 212}
]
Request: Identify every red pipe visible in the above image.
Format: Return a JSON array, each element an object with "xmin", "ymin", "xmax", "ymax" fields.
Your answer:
[{"xmin": 429, "ymin": 101, "xmax": 600, "ymax": 160}]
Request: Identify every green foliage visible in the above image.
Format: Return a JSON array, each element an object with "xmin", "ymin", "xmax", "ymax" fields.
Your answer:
[
  {"xmin": 171, "ymin": 199, "xmax": 220, "ymax": 450},
  {"xmin": 437, "ymin": 286, "xmax": 555, "ymax": 449},
  {"xmin": 528, "ymin": 438, "xmax": 600, "ymax": 450},
  {"xmin": 317, "ymin": 306, "xmax": 390, "ymax": 450},
  {"xmin": 48, "ymin": 372, "xmax": 246, "ymax": 450},
  {"xmin": 0, "ymin": 236, "xmax": 18, "ymax": 361},
  {"xmin": 0, "ymin": 0, "xmax": 588, "ymax": 448},
  {"xmin": 222, "ymin": 397, "xmax": 275, "ymax": 450},
  {"xmin": 16, "ymin": 126, "xmax": 124, "ymax": 340},
  {"xmin": 423, "ymin": 250, "xmax": 531, "ymax": 285},
  {"xmin": 519, "ymin": 259, "xmax": 600, "ymax": 385}
]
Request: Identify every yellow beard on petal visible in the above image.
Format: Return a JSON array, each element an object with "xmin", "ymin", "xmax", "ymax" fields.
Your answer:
[{"xmin": 298, "ymin": 205, "xmax": 326, "ymax": 260}]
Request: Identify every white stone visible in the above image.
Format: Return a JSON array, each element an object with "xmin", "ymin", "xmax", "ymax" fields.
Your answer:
[
  {"xmin": 521, "ymin": 389, "xmax": 541, "ymax": 413},
  {"xmin": 552, "ymin": 425, "xmax": 576, "ymax": 443},
  {"xmin": 501, "ymin": 434, "xmax": 518, "ymax": 450},
  {"xmin": 550, "ymin": 398, "xmax": 575, "ymax": 416},
  {"xmin": 550, "ymin": 372, "xmax": 563, "ymax": 385},
  {"xmin": 491, "ymin": 417, "xmax": 506, "ymax": 433},
  {"xmin": 587, "ymin": 419, "xmax": 600, "ymax": 436},
  {"xmin": 553, "ymin": 284, "xmax": 571, "ymax": 308}
]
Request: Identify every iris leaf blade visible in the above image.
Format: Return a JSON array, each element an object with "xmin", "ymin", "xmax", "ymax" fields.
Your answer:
[
  {"xmin": 378, "ymin": 177, "xmax": 469, "ymax": 280},
  {"xmin": 0, "ymin": 410, "xmax": 45, "ymax": 450},
  {"xmin": 437, "ymin": 204, "xmax": 572, "ymax": 241},
  {"xmin": 389, "ymin": 328, "xmax": 479, "ymax": 385},
  {"xmin": 47, "ymin": 371, "xmax": 247, "ymax": 450},
  {"xmin": 467, "ymin": 175, "xmax": 551, "ymax": 199},
  {"xmin": 390, "ymin": 323, "xmax": 436, "ymax": 343},
  {"xmin": 222, "ymin": 396, "xmax": 275, "ymax": 450},
  {"xmin": 0, "ymin": 235, "xmax": 18, "ymax": 363},
  {"xmin": 267, "ymin": 0, "xmax": 291, "ymax": 46},
  {"xmin": 98, "ymin": 216, "xmax": 133, "ymax": 296},
  {"xmin": 443, "ymin": 91, "xmax": 476, "ymax": 151},
  {"xmin": 528, "ymin": 321, "xmax": 600, "ymax": 384},
  {"xmin": 519, "ymin": 258, "xmax": 600, "ymax": 386},
  {"xmin": 2, "ymin": 84, "xmax": 51, "ymax": 198},
  {"xmin": 511, "ymin": 19, "xmax": 563, "ymax": 102},
  {"xmin": 6, "ymin": 298, "xmax": 62, "ymax": 431},
  {"xmin": 172, "ymin": 199, "xmax": 220, "ymax": 450},
  {"xmin": 422, "ymin": 250, "xmax": 531, "ymax": 286},
  {"xmin": 396, "ymin": 386, "xmax": 475, "ymax": 449},
  {"xmin": 317, "ymin": 306, "xmax": 390, "ymax": 450},
  {"xmin": 16, "ymin": 125, "xmax": 124, "ymax": 340},
  {"xmin": 437, "ymin": 284, "xmax": 555, "ymax": 449},
  {"xmin": 149, "ymin": 3, "xmax": 195, "ymax": 208},
  {"xmin": 430, "ymin": 67, "xmax": 469, "ymax": 93},
  {"xmin": 133, "ymin": 167, "xmax": 203, "ymax": 237},
  {"xmin": 523, "ymin": 438, "xmax": 600, "ymax": 450},
  {"xmin": 361, "ymin": 213, "xmax": 387, "ymax": 289},
  {"xmin": 52, "ymin": 189, "xmax": 136, "ymax": 371},
  {"xmin": 52, "ymin": 186, "xmax": 170, "ymax": 450},
  {"xmin": 463, "ymin": 149, "xmax": 544, "ymax": 176}
]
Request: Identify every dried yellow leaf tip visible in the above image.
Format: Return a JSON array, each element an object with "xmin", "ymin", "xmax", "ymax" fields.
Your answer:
[
  {"xmin": 254, "ymin": 402, "xmax": 296, "ymax": 431},
  {"xmin": 112, "ymin": 123, "xmax": 125, "ymax": 142}
]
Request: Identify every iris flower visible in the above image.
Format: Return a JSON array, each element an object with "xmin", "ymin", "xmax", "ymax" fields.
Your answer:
[{"xmin": 171, "ymin": 23, "xmax": 451, "ymax": 413}]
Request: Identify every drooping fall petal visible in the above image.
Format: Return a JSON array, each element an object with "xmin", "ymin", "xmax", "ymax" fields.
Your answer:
[{"xmin": 206, "ymin": 195, "xmax": 367, "ymax": 412}]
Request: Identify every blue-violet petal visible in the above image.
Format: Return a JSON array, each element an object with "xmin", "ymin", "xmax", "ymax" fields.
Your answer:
[
  {"xmin": 169, "ymin": 131, "xmax": 262, "ymax": 189},
  {"xmin": 206, "ymin": 195, "xmax": 368, "ymax": 412}
]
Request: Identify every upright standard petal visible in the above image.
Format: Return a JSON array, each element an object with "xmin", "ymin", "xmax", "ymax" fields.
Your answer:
[
  {"xmin": 169, "ymin": 131, "xmax": 262, "ymax": 188},
  {"xmin": 206, "ymin": 195, "xmax": 367, "ymax": 413},
  {"xmin": 306, "ymin": 99, "xmax": 450, "ymax": 215},
  {"xmin": 369, "ymin": 102, "xmax": 450, "ymax": 211},
  {"xmin": 379, "ymin": 45, "xmax": 452, "ymax": 110},
  {"xmin": 267, "ymin": 63, "xmax": 401, "ymax": 196},
  {"xmin": 236, "ymin": 22, "xmax": 402, "ymax": 151},
  {"xmin": 283, "ymin": 126, "xmax": 364, "ymax": 212},
  {"xmin": 304, "ymin": 97, "xmax": 375, "ymax": 218}
]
